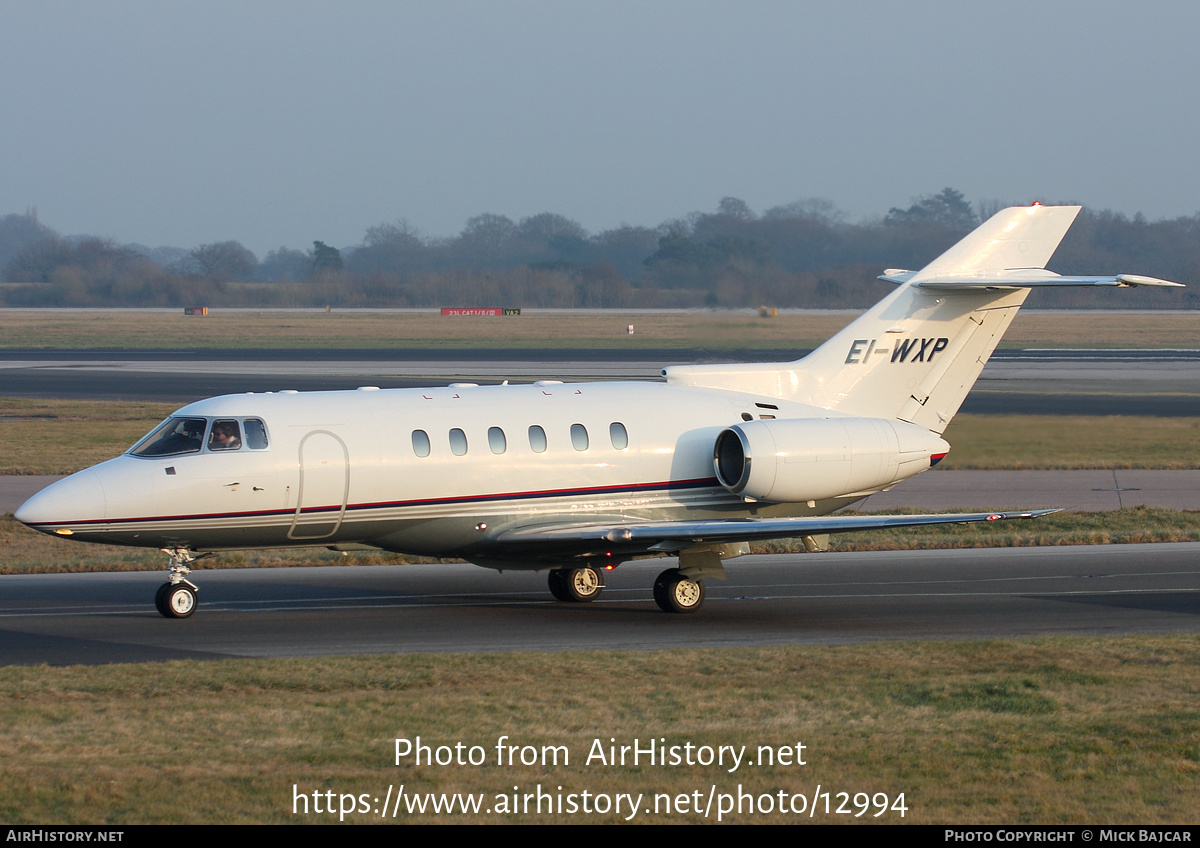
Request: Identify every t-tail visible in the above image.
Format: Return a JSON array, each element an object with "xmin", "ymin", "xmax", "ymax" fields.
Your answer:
[{"xmin": 665, "ymin": 204, "xmax": 1181, "ymax": 434}]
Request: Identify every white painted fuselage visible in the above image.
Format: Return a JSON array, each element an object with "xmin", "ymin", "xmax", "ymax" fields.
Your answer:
[{"xmin": 17, "ymin": 380, "xmax": 903, "ymax": 564}]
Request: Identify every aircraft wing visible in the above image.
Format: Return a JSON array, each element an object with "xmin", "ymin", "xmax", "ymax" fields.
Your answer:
[{"xmin": 495, "ymin": 509, "xmax": 1060, "ymax": 554}]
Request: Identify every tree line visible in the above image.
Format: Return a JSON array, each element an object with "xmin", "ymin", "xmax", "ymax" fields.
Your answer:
[{"xmin": 2, "ymin": 189, "xmax": 1197, "ymax": 309}]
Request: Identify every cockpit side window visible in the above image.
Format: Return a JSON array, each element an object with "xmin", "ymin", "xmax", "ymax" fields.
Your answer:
[
  {"xmin": 208, "ymin": 420, "xmax": 243, "ymax": 451},
  {"xmin": 244, "ymin": 418, "xmax": 269, "ymax": 450},
  {"xmin": 130, "ymin": 418, "xmax": 207, "ymax": 457}
]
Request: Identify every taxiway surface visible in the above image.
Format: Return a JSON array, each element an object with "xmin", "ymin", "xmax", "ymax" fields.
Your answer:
[
  {"xmin": 3, "ymin": 348, "xmax": 1199, "ymax": 415},
  {"xmin": 3, "ymin": 544, "xmax": 1199, "ymax": 666}
]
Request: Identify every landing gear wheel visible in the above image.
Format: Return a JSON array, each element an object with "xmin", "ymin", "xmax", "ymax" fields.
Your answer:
[
  {"xmin": 653, "ymin": 568, "xmax": 705, "ymax": 613},
  {"xmin": 160, "ymin": 584, "xmax": 197, "ymax": 619},
  {"xmin": 547, "ymin": 566, "xmax": 604, "ymax": 602},
  {"xmin": 547, "ymin": 569, "xmax": 571, "ymax": 602},
  {"xmin": 154, "ymin": 582, "xmax": 171, "ymax": 617},
  {"xmin": 157, "ymin": 547, "xmax": 202, "ymax": 618}
]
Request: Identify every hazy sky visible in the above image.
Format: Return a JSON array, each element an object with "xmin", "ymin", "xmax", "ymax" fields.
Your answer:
[{"xmin": 2, "ymin": 1, "xmax": 1197, "ymax": 255}]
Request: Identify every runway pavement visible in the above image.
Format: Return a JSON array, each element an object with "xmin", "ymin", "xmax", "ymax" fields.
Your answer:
[
  {"xmin": 3, "ymin": 348, "xmax": 1200, "ymax": 414},
  {"xmin": 3, "ymin": 543, "xmax": 1198, "ymax": 665}
]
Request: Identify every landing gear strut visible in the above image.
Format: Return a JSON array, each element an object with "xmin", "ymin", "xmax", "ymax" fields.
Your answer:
[
  {"xmin": 547, "ymin": 565, "xmax": 604, "ymax": 602},
  {"xmin": 155, "ymin": 547, "xmax": 199, "ymax": 619},
  {"xmin": 653, "ymin": 568, "xmax": 705, "ymax": 613}
]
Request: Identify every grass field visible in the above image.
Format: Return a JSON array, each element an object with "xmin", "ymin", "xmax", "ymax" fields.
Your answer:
[
  {"xmin": 938, "ymin": 414, "xmax": 1200, "ymax": 470},
  {"xmin": 2, "ymin": 636, "xmax": 1197, "ymax": 824},
  {"xmin": 0, "ymin": 398, "xmax": 173, "ymax": 475},
  {"xmin": 2, "ymin": 308, "xmax": 1200, "ymax": 350}
]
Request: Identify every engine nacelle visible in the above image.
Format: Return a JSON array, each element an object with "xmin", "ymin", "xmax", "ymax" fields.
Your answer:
[{"xmin": 713, "ymin": 417, "xmax": 949, "ymax": 503}]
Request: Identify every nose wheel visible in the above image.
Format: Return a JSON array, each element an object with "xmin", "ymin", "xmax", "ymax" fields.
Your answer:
[
  {"xmin": 156, "ymin": 547, "xmax": 201, "ymax": 618},
  {"xmin": 155, "ymin": 582, "xmax": 197, "ymax": 618}
]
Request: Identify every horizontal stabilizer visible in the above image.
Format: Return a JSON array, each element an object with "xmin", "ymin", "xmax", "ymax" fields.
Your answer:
[
  {"xmin": 905, "ymin": 271, "xmax": 1184, "ymax": 290},
  {"xmin": 880, "ymin": 269, "xmax": 916, "ymax": 284},
  {"xmin": 497, "ymin": 509, "xmax": 1060, "ymax": 553}
]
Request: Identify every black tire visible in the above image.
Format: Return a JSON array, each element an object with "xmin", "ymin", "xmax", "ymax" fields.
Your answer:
[
  {"xmin": 154, "ymin": 582, "xmax": 172, "ymax": 617},
  {"xmin": 549, "ymin": 566, "xmax": 603, "ymax": 602},
  {"xmin": 653, "ymin": 568, "xmax": 705, "ymax": 613},
  {"xmin": 547, "ymin": 569, "xmax": 572, "ymax": 602},
  {"xmin": 162, "ymin": 584, "xmax": 197, "ymax": 619}
]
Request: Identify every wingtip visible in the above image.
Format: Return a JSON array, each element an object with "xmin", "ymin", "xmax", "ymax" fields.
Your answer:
[{"xmin": 1116, "ymin": 274, "xmax": 1185, "ymax": 288}]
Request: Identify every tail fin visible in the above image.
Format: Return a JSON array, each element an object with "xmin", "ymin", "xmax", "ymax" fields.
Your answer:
[
  {"xmin": 664, "ymin": 204, "xmax": 1180, "ymax": 434},
  {"xmin": 908, "ymin": 204, "xmax": 1082, "ymax": 282}
]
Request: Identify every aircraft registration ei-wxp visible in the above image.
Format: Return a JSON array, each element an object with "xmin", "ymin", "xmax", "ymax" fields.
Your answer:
[{"xmin": 15, "ymin": 204, "xmax": 1182, "ymax": 617}]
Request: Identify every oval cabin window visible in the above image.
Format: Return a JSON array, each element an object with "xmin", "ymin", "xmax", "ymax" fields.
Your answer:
[
  {"xmin": 609, "ymin": 422, "xmax": 628, "ymax": 450},
  {"xmin": 570, "ymin": 423, "xmax": 589, "ymax": 451}
]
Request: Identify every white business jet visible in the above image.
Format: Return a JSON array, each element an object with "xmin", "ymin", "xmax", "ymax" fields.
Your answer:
[{"xmin": 15, "ymin": 205, "xmax": 1181, "ymax": 617}]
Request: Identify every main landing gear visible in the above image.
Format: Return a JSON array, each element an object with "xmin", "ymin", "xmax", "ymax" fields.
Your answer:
[
  {"xmin": 547, "ymin": 565, "xmax": 605, "ymax": 603},
  {"xmin": 546, "ymin": 563, "xmax": 708, "ymax": 613},
  {"xmin": 653, "ymin": 568, "xmax": 705, "ymax": 613},
  {"xmin": 155, "ymin": 547, "xmax": 200, "ymax": 619},
  {"xmin": 647, "ymin": 545, "xmax": 731, "ymax": 613}
]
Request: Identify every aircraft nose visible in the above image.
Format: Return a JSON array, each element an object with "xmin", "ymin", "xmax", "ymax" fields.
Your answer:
[{"xmin": 14, "ymin": 470, "xmax": 107, "ymax": 531}]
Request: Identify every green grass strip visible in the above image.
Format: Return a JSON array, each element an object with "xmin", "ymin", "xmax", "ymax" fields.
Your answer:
[{"xmin": 1, "ymin": 636, "xmax": 1197, "ymax": 823}]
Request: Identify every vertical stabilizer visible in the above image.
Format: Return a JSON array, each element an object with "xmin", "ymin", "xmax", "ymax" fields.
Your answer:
[
  {"xmin": 908, "ymin": 205, "xmax": 1080, "ymax": 282},
  {"xmin": 781, "ymin": 281, "xmax": 1031, "ymax": 432},
  {"xmin": 664, "ymin": 205, "xmax": 1084, "ymax": 433}
]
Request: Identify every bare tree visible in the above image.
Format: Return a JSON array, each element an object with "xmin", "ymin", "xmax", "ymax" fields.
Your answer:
[
  {"xmin": 0, "ymin": 209, "xmax": 56, "ymax": 271},
  {"xmin": 189, "ymin": 241, "xmax": 257, "ymax": 281},
  {"xmin": 717, "ymin": 197, "xmax": 756, "ymax": 221},
  {"xmin": 257, "ymin": 246, "xmax": 312, "ymax": 281}
]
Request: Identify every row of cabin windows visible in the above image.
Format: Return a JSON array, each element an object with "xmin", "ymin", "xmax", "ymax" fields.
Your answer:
[{"xmin": 411, "ymin": 422, "xmax": 629, "ymax": 458}]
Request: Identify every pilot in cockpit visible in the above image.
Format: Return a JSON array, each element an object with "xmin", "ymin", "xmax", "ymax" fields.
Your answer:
[{"xmin": 208, "ymin": 421, "xmax": 242, "ymax": 451}]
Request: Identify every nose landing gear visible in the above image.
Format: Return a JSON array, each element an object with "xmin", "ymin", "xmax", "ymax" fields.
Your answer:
[{"xmin": 155, "ymin": 547, "xmax": 200, "ymax": 619}]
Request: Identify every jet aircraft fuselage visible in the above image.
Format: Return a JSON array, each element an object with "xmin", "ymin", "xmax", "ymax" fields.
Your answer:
[{"xmin": 19, "ymin": 381, "xmax": 946, "ymax": 560}]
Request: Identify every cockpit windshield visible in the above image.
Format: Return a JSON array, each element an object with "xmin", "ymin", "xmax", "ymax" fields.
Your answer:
[
  {"xmin": 130, "ymin": 418, "xmax": 207, "ymax": 457},
  {"xmin": 129, "ymin": 416, "xmax": 270, "ymax": 457}
]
